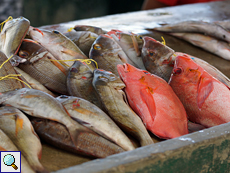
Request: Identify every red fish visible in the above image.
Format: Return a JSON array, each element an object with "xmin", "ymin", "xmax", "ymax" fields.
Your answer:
[
  {"xmin": 117, "ymin": 63, "xmax": 188, "ymax": 139},
  {"xmin": 168, "ymin": 54, "xmax": 230, "ymax": 127}
]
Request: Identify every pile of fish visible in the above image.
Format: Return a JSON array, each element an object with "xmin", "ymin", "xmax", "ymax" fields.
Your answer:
[
  {"xmin": 1, "ymin": 16, "xmax": 230, "ymax": 172},
  {"xmin": 152, "ymin": 20, "xmax": 230, "ymax": 60}
]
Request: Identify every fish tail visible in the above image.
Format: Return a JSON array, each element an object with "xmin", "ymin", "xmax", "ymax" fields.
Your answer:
[{"xmin": 139, "ymin": 137, "xmax": 154, "ymax": 146}]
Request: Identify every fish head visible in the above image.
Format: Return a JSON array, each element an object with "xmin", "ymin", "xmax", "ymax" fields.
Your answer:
[
  {"xmin": 142, "ymin": 36, "xmax": 174, "ymax": 66},
  {"xmin": 29, "ymin": 27, "xmax": 65, "ymax": 45},
  {"xmin": 117, "ymin": 63, "xmax": 151, "ymax": 84},
  {"xmin": 68, "ymin": 60, "xmax": 93, "ymax": 80},
  {"xmin": 74, "ymin": 25, "xmax": 105, "ymax": 35},
  {"xmin": 0, "ymin": 17, "xmax": 30, "ymax": 58},
  {"xmin": 18, "ymin": 39, "xmax": 47, "ymax": 63},
  {"xmin": 93, "ymin": 69, "xmax": 125, "ymax": 90},
  {"xmin": 169, "ymin": 54, "xmax": 203, "ymax": 84},
  {"xmin": 90, "ymin": 34, "xmax": 122, "ymax": 57}
]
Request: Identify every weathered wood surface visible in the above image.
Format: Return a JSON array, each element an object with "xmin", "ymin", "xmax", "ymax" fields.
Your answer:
[{"xmin": 37, "ymin": 1, "xmax": 230, "ymax": 172}]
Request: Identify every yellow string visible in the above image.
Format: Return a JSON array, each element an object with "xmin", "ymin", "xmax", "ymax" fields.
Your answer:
[
  {"xmin": 0, "ymin": 74, "xmax": 31, "ymax": 89},
  {"xmin": 50, "ymin": 59, "xmax": 98, "ymax": 69},
  {"xmin": 67, "ymin": 27, "xmax": 74, "ymax": 32},
  {"xmin": 161, "ymin": 36, "xmax": 166, "ymax": 45},
  {"xmin": 0, "ymin": 55, "xmax": 31, "ymax": 88},
  {"xmin": 0, "ymin": 16, "xmax": 13, "ymax": 32},
  {"xmin": 0, "ymin": 54, "xmax": 13, "ymax": 69}
]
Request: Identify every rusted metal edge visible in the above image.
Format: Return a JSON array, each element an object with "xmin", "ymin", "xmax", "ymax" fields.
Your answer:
[{"xmin": 55, "ymin": 122, "xmax": 230, "ymax": 173}]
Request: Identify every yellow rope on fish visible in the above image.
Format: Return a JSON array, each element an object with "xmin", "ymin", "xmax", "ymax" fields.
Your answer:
[
  {"xmin": 0, "ymin": 16, "xmax": 13, "ymax": 32},
  {"xmin": 50, "ymin": 59, "xmax": 98, "ymax": 69},
  {"xmin": 67, "ymin": 27, "xmax": 74, "ymax": 32},
  {"xmin": 0, "ymin": 54, "xmax": 13, "ymax": 69},
  {"xmin": 0, "ymin": 55, "xmax": 31, "ymax": 88},
  {"xmin": 161, "ymin": 36, "xmax": 166, "ymax": 45},
  {"xmin": 0, "ymin": 74, "xmax": 31, "ymax": 89}
]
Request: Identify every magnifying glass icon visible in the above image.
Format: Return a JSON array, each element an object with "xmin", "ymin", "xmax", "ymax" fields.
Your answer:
[{"xmin": 3, "ymin": 154, "xmax": 18, "ymax": 170}]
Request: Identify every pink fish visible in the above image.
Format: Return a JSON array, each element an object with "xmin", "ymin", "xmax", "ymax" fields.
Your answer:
[
  {"xmin": 117, "ymin": 63, "xmax": 188, "ymax": 139},
  {"xmin": 169, "ymin": 54, "xmax": 230, "ymax": 127}
]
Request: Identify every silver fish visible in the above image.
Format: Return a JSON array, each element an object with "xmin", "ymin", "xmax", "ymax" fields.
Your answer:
[
  {"xmin": 154, "ymin": 21, "xmax": 230, "ymax": 43},
  {"xmin": 56, "ymin": 95, "xmax": 135, "ymax": 151},
  {"xmin": 93, "ymin": 69, "xmax": 154, "ymax": 147},
  {"xmin": 89, "ymin": 34, "xmax": 129, "ymax": 76},
  {"xmin": 64, "ymin": 30, "xmax": 98, "ymax": 57},
  {"xmin": 0, "ymin": 17, "xmax": 30, "ymax": 66},
  {"xmin": 0, "ymin": 106, "xmax": 47, "ymax": 173},
  {"xmin": 0, "ymin": 128, "xmax": 35, "ymax": 173},
  {"xmin": 171, "ymin": 32, "xmax": 230, "ymax": 60}
]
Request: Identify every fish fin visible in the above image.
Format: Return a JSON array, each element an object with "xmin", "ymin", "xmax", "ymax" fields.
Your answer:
[
  {"xmin": 16, "ymin": 103, "xmax": 34, "ymax": 113},
  {"xmin": 119, "ymin": 90, "xmax": 129, "ymax": 105},
  {"xmin": 72, "ymin": 117, "xmax": 92, "ymax": 127},
  {"xmin": 131, "ymin": 35, "xmax": 141, "ymax": 56},
  {"xmin": 117, "ymin": 52, "xmax": 128, "ymax": 63},
  {"xmin": 15, "ymin": 114, "xmax": 24, "ymax": 137},
  {"xmin": 61, "ymin": 48, "xmax": 87, "ymax": 59},
  {"xmin": 140, "ymin": 87, "xmax": 156, "ymax": 119},
  {"xmin": 21, "ymin": 94, "xmax": 40, "ymax": 98},
  {"xmin": 197, "ymin": 74, "xmax": 214, "ymax": 110},
  {"xmin": 47, "ymin": 56, "xmax": 68, "ymax": 75}
]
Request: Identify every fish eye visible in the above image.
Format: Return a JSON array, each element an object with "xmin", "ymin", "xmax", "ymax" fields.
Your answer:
[
  {"xmin": 93, "ymin": 43, "xmax": 102, "ymax": 50},
  {"xmin": 143, "ymin": 71, "xmax": 150, "ymax": 75},
  {"xmin": 53, "ymin": 30, "xmax": 60, "ymax": 34},
  {"xmin": 173, "ymin": 68, "xmax": 182, "ymax": 75},
  {"xmin": 139, "ymin": 35, "xmax": 143, "ymax": 39},
  {"xmin": 18, "ymin": 50, "xmax": 29, "ymax": 58},
  {"xmin": 149, "ymin": 51, "xmax": 154, "ymax": 57}
]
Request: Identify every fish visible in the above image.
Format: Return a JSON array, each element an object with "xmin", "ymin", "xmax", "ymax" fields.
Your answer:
[
  {"xmin": 214, "ymin": 19, "xmax": 230, "ymax": 31},
  {"xmin": 175, "ymin": 52, "xmax": 230, "ymax": 88},
  {"xmin": 117, "ymin": 63, "xmax": 188, "ymax": 139},
  {"xmin": 66, "ymin": 60, "xmax": 103, "ymax": 109},
  {"xmin": 64, "ymin": 30, "xmax": 98, "ymax": 57},
  {"xmin": 89, "ymin": 34, "xmax": 129, "ymax": 76},
  {"xmin": 108, "ymin": 31, "xmax": 146, "ymax": 70},
  {"xmin": 153, "ymin": 21, "xmax": 230, "ymax": 43},
  {"xmin": 170, "ymin": 32, "xmax": 230, "ymax": 60},
  {"xmin": 0, "ymin": 51, "xmax": 30, "ymax": 92},
  {"xmin": 74, "ymin": 25, "xmax": 106, "ymax": 35},
  {"xmin": 0, "ymin": 88, "xmax": 85, "ymax": 147},
  {"xmin": 30, "ymin": 117, "xmax": 124, "ymax": 158},
  {"xmin": 17, "ymin": 39, "xmax": 68, "ymax": 94},
  {"xmin": 56, "ymin": 95, "xmax": 135, "ymax": 151},
  {"xmin": 0, "ymin": 88, "xmax": 125, "ymax": 157},
  {"xmin": 141, "ymin": 36, "xmax": 175, "ymax": 81},
  {"xmin": 93, "ymin": 69, "xmax": 153, "ymax": 146},
  {"xmin": 14, "ymin": 67, "xmax": 56, "ymax": 97},
  {"xmin": 168, "ymin": 54, "xmax": 230, "ymax": 127},
  {"xmin": 0, "ymin": 17, "xmax": 30, "ymax": 66},
  {"xmin": 28, "ymin": 27, "xmax": 89, "ymax": 67},
  {"xmin": 0, "ymin": 129, "xmax": 35, "ymax": 173},
  {"xmin": 0, "ymin": 106, "xmax": 48, "ymax": 173},
  {"xmin": 38, "ymin": 24, "xmax": 72, "ymax": 34},
  {"xmin": 141, "ymin": 45, "xmax": 230, "ymax": 86}
]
